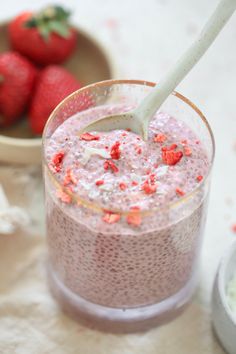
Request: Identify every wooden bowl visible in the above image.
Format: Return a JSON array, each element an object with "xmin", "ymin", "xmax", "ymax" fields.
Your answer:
[{"xmin": 0, "ymin": 22, "xmax": 116, "ymax": 164}]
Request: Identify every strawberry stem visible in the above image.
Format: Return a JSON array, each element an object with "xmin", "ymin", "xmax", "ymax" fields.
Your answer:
[{"xmin": 25, "ymin": 5, "xmax": 72, "ymax": 40}]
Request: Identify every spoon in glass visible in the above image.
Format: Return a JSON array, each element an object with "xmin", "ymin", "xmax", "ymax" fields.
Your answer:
[{"xmin": 80, "ymin": 0, "xmax": 236, "ymax": 141}]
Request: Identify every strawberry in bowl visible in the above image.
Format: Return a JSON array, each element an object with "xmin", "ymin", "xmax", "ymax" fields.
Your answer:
[
  {"xmin": 8, "ymin": 5, "xmax": 77, "ymax": 66},
  {"xmin": 0, "ymin": 51, "xmax": 37, "ymax": 127}
]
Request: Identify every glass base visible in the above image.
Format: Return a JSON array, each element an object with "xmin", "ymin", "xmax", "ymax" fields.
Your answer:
[{"xmin": 47, "ymin": 264, "xmax": 197, "ymax": 333}]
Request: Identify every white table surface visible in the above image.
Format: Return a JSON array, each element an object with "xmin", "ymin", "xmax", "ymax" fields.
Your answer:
[{"xmin": 0, "ymin": 0, "xmax": 236, "ymax": 353}]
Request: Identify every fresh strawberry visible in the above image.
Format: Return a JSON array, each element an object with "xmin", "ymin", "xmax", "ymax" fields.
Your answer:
[
  {"xmin": 8, "ymin": 6, "xmax": 77, "ymax": 66},
  {"xmin": 0, "ymin": 51, "xmax": 37, "ymax": 127},
  {"xmin": 29, "ymin": 65, "xmax": 82, "ymax": 134}
]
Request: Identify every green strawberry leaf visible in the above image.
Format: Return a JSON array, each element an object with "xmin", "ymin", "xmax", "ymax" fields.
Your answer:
[{"xmin": 48, "ymin": 21, "xmax": 70, "ymax": 38}]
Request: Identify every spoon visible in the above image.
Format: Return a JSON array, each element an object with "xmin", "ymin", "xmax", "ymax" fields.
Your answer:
[{"xmin": 80, "ymin": 0, "xmax": 236, "ymax": 140}]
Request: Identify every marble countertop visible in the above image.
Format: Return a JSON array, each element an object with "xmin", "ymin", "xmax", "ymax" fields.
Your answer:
[{"xmin": 1, "ymin": 0, "xmax": 236, "ymax": 353}]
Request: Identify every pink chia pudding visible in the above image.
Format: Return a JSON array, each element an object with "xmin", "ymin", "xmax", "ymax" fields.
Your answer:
[{"xmin": 44, "ymin": 103, "xmax": 211, "ymax": 331}]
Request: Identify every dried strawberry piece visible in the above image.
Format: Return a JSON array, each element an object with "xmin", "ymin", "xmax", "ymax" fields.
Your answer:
[
  {"xmin": 80, "ymin": 132, "xmax": 100, "ymax": 141},
  {"xmin": 52, "ymin": 151, "xmax": 65, "ymax": 172},
  {"xmin": 119, "ymin": 182, "xmax": 127, "ymax": 191},
  {"xmin": 103, "ymin": 211, "xmax": 120, "ymax": 224},
  {"xmin": 196, "ymin": 175, "xmax": 203, "ymax": 182},
  {"xmin": 135, "ymin": 146, "xmax": 142, "ymax": 155},
  {"xmin": 127, "ymin": 206, "xmax": 141, "ymax": 227},
  {"xmin": 63, "ymin": 168, "xmax": 77, "ymax": 186},
  {"xmin": 153, "ymin": 133, "xmax": 167, "ymax": 143},
  {"xmin": 141, "ymin": 180, "xmax": 157, "ymax": 194},
  {"xmin": 176, "ymin": 188, "xmax": 185, "ymax": 196},
  {"xmin": 96, "ymin": 179, "xmax": 104, "ymax": 186},
  {"xmin": 56, "ymin": 189, "xmax": 72, "ymax": 203},
  {"xmin": 149, "ymin": 174, "xmax": 156, "ymax": 184},
  {"xmin": 181, "ymin": 139, "xmax": 188, "ymax": 145},
  {"xmin": 110, "ymin": 141, "xmax": 121, "ymax": 160},
  {"xmin": 161, "ymin": 144, "xmax": 183, "ymax": 166},
  {"xmin": 131, "ymin": 181, "xmax": 138, "ymax": 186},
  {"xmin": 184, "ymin": 146, "xmax": 192, "ymax": 156},
  {"xmin": 104, "ymin": 160, "xmax": 119, "ymax": 173}
]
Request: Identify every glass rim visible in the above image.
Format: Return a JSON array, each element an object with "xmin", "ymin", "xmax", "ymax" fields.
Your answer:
[{"xmin": 42, "ymin": 79, "xmax": 215, "ymax": 216}]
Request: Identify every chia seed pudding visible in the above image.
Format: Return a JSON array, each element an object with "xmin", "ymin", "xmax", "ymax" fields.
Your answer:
[{"xmin": 44, "ymin": 103, "xmax": 211, "ymax": 330}]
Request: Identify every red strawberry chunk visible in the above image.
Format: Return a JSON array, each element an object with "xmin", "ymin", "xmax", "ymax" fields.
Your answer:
[
  {"xmin": 119, "ymin": 182, "xmax": 127, "ymax": 191},
  {"xmin": 184, "ymin": 146, "xmax": 192, "ymax": 156},
  {"xmin": 231, "ymin": 224, "xmax": 236, "ymax": 233},
  {"xmin": 176, "ymin": 188, "xmax": 185, "ymax": 196},
  {"xmin": 56, "ymin": 189, "xmax": 72, "ymax": 203},
  {"xmin": 110, "ymin": 141, "xmax": 121, "ymax": 159},
  {"xmin": 127, "ymin": 206, "xmax": 141, "ymax": 227},
  {"xmin": 96, "ymin": 179, "xmax": 104, "ymax": 186},
  {"xmin": 52, "ymin": 151, "xmax": 65, "ymax": 172},
  {"xmin": 153, "ymin": 133, "xmax": 167, "ymax": 143},
  {"xmin": 103, "ymin": 212, "xmax": 120, "ymax": 224},
  {"xmin": 63, "ymin": 168, "xmax": 77, "ymax": 186},
  {"xmin": 141, "ymin": 180, "xmax": 157, "ymax": 194},
  {"xmin": 196, "ymin": 175, "xmax": 203, "ymax": 182},
  {"xmin": 161, "ymin": 144, "xmax": 183, "ymax": 166},
  {"xmin": 80, "ymin": 132, "xmax": 100, "ymax": 141},
  {"xmin": 104, "ymin": 160, "xmax": 119, "ymax": 173}
]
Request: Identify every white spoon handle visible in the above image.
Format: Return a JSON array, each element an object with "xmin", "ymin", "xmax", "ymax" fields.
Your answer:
[{"xmin": 135, "ymin": 0, "xmax": 236, "ymax": 134}]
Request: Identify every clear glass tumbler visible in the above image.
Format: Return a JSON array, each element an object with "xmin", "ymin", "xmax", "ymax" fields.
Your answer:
[{"xmin": 42, "ymin": 80, "xmax": 215, "ymax": 333}]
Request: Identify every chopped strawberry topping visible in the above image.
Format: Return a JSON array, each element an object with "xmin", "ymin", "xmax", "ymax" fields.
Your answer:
[
  {"xmin": 181, "ymin": 139, "xmax": 188, "ymax": 145},
  {"xmin": 141, "ymin": 180, "xmax": 157, "ymax": 194},
  {"xmin": 52, "ymin": 151, "xmax": 65, "ymax": 172},
  {"xmin": 196, "ymin": 175, "xmax": 203, "ymax": 182},
  {"xmin": 149, "ymin": 173, "xmax": 156, "ymax": 184},
  {"xmin": 103, "ymin": 212, "xmax": 120, "ymax": 224},
  {"xmin": 135, "ymin": 146, "xmax": 142, "ymax": 154},
  {"xmin": 119, "ymin": 182, "xmax": 127, "ymax": 191},
  {"xmin": 110, "ymin": 141, "xmax": 121, "ymax": 159},
  {"xmin": 176, "ymin": 188, "xmax": 185, "ymax": 196},
  {"xmin": 153, "ymin": 133, "xmax": 167, "ymax": 143},
  {"xmin": 104, "ymin": 160, "xmax": 119, "ymax": 173},
  {"xmin": 80, "ymin": 132, "xmax": 100, "ymax": 141},
  {"xmin": 63, "ymin": 168, "xmax": 77, "ymax": 186},
  {"xmin": 161, "ymin": 144, "xmax": 183, "ymax": 166},
  {"xmin": 127, "ymin": 206, "xmax": 141, "ymax": 227},
  {"xmin": 56, "ymin": 189, "xmax": 72, "ymax": 203},
  {"xmin": 96, "ymin": 179, "xmax": 104, "ymax": 186},
  {"xmin": 131, "ymin": 181, "xmax": 138, "ymax": 186},
  {"xmin": 184, "ymin": 146, "xmax": 192, "ymax": 156}
]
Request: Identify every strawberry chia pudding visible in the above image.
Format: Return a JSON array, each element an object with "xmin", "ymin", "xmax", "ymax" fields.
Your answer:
[{"xmin": 43, "ymin": 85, "xmax": 214, "ymax": 332}]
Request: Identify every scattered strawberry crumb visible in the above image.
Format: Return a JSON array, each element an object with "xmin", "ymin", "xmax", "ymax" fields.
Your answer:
[
  {"xmin": 162, "ymin": 144, "xmax": 183, "ymax": 165},
  {"xmin": 181, "ymin": 139, "xmax": 188, "ymax": 145},
  {"xmin": 196, "ymin": 175, "xmax": 203, "ymax": 182},
  {"xmin": 110, "ymin": 141, "xmax": 121, "ymax": 159},
  {"xmin": 104, "ymin": 160, "xmax": 119, "ymax": 173},
  {"xmin": 131, "ymin": 181, "xmax": 138, "ymax": 186},
  {"xmin": 56, "ymin": 189, "xmax": 72, "ymax": 203},
  {"xmin": 135, "ymin": 146, "xmax": 142, "ymax": 155},
  {"xmin": 80, "ymin": 132, "xmax": 100, "ymax": 141},
  {"xmin": 141, "ymin": 180, "xmax": 157, "ymax": 194},
  {"xmin": 96, "ymin": 180, "xmax": 104, "ymax": 186},
  {"xmin": 184, "ymin": 146, "xmax": 192, "ymax": 156},
  {"xmin": 153, "ymin": 133, "xmax": 167, "ymax": 143},
  {"xmin": 52, "ymin": 151, "xmax": 65, "ymax": 172},
  {"xmin": 127, "ymin": 206, "xmax": 141, "ymax": 227},
  {"xmin": 119, "ymin": 182, "xmax": 127, "ymax": 191},
  {"xmin": 176, "ymin": 188, "xmax": 185, "ymax": 196},
  {"xmin": 103, "ymin": 212, "xmax": 121, "ymax": 224},
  {"xmin": 63, "ymin": 168, "xmax": 77, "ymax": 186}
]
